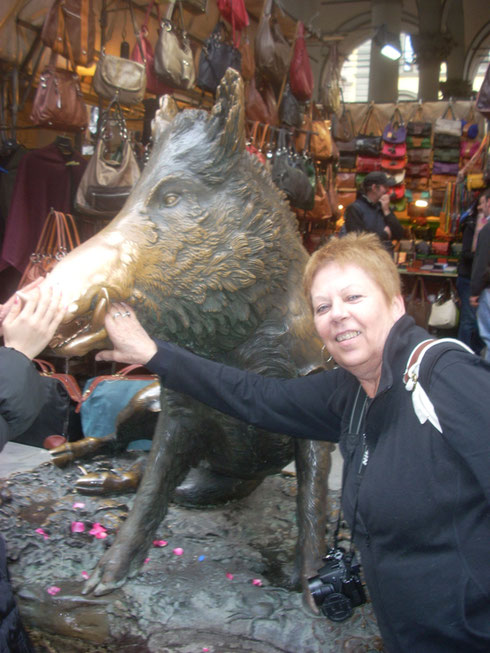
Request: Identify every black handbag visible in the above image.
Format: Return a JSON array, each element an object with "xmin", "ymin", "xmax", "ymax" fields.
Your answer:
[
  {"xmin": 271, "ymin": 130, "xmax": 314, "ymax": 210},
  {"xmin": 433, "ymin": 133, "xmax": 461, "ymax": 149},
  {"xmin": 279, "ymin": 82, "xmax": 301, "ymax": 128},
  {"xmin": 196, "ymin": 22, "xmax": 241, "ymax": 94},
  {"xmin": 15, "ymin": 360, "xmax": 82, "ymax": 447}
]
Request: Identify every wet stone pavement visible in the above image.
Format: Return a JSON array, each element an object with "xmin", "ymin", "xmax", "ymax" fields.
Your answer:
[{"xmin": 0, "ymin": 453, "xmax": 384, "ymax": 652}]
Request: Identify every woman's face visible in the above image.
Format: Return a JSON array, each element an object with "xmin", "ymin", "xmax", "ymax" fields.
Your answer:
[{"xmin": 310, "ymin": 262, "xmax": 404, "ymax": 389}]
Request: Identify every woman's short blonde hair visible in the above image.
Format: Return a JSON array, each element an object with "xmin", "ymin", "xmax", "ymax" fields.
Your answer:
[{"xmin": 303, "ymin": 232, "xmax": 402, "ymax": 309}]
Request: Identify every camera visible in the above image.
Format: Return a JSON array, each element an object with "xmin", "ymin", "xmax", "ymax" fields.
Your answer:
[{"xmin": 307, "ymin": 547, "xmax": 366, "ymax": 622}]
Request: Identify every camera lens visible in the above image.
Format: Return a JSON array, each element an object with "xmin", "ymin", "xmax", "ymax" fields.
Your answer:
[{"xmin": 321, "ymin": 593, "xmax": 353, "ymax": 622}]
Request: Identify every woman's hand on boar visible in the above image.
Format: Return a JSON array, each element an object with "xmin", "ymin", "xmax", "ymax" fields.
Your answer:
[{"xmin": 95, "ymin": 302, "xmax": 157, "ymax": 365}]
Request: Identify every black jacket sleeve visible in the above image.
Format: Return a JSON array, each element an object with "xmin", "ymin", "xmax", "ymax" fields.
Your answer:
[
  {"xmin": 470, "ymin": 221, "xmax": 490, "ymax": 296},
  {"xmin": 0, "ymin": 347, "xmax": 46, "ymax": 452},
  {"xmin": 146, "ymin": 339, "xmax": 344, "ymax": 442}
]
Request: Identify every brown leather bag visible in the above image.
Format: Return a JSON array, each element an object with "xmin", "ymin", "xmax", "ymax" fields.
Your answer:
[
  {"xmin": 41, "ymin": 0, "xmax": 95, "ymax": 66},
  {"xmin": 239, "ymin": 29, "xmax": 255, "ymax": 81},
  {"xmin": 19, "ymin": 210, "xmax": 81, "ymax": 288},
  {"xmin": 93, "ymin": 52, "xmax": 147, "ymax": 104},
  {"xmin": 76, "ymin": 102, "xmax": 141, "ymax": 216},
  {"xmin": 30, "ymin": 52, "xmax": 88, "ymax": 131},
  {"xmin": 255, "ymin": 0, "xmax": 290, "ymax": 87},
  {"xmin": 405, "ymin": 277, "xmax": 431, "ymax": 328},
  {"xmin": 154, "ymin": 0, "xmax": 195, "ymax": 90},
  {"xmin": 245, "ymin": 77, "xmax": 275, "ymax": 125}
]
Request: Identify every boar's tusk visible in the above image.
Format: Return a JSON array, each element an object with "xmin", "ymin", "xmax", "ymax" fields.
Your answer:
[{"xmin": 91, "ymin": 288, "xmax": 110, "ymax": 330}]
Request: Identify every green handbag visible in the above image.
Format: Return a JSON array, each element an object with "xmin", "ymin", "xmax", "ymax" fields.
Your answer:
[{"xmin": 406, "ymin": 135, "xmax": 431, "ymax": 149}]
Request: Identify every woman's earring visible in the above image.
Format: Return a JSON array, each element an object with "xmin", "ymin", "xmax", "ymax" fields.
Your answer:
[{"xmin": 322, "ymin": 345, "xmax": 333, "ymax": 366}]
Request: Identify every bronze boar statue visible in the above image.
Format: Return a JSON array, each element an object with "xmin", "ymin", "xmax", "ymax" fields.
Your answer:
[{"xmin": 47, "ymin": 69, "xmax": 332, "ymax": 611}]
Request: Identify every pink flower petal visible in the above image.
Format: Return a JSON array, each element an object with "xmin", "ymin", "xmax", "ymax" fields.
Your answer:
[
  {"xmin": 252, "ymin": 578, "xmax": 262, "ymax": 586},
  {"xmin": 35, "ymin": 528, "xmax": 49, "ymax": 540},
  {"xmin": 144, "ymin": 557, "xmax": 150, "ymax": 564},
  {"xmin": 153, "ymin": 539, "xmax": 168, "ymax": 547},
  {"xmin": 173, "ymin": 547, "xmax": 184, "ymax": 556},
  {"xmin": 89, "ymin": 522, "xmax": 107, "ymax": 538},
  {"xmin": 47, "ymin": 586, "xmax": 60, "ymax": 595},
  {"xmin": 71, "ymin": 521, "xmax": 85, "ymax": 533},
  {"xmin": 226, "ymin": 572, "xmax": 234, "ymax": 580},
  {"xmin": 203, "ymin": 649, "xmax": 210, "ymax": 652},
  {"xmin": 72, "ymin": 502, "xmax": 85, "ymax": 509},
  {"xmin": 81, "ymin": 571, "xmax": 90, "ymax": 579}
]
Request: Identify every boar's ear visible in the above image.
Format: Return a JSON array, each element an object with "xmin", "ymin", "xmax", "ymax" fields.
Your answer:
[
  {"xmin": 152, "ymin": 95, "xmax": 179, "ymax": 142},
  {"xmin": 210, "ymin": 68, "xmax": 245, "ymax": 155}
]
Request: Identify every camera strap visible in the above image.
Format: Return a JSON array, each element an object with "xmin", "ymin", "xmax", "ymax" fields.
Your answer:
[{"xmin": 334, "ymin": 384, "xmax": 369, "ymax": 555}]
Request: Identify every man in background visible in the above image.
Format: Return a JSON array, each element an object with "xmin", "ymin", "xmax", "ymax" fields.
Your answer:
[
  {"xmin": 344, "ymin": 172, "xmax": 405, "ymax": 255},
  {"xmin": 470, "ymin": 187, "xmax": 490, "ymax": 361}
]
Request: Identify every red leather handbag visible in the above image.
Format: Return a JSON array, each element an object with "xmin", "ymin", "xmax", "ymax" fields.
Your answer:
[
  {"xmin": 382, "ymin": 142, "xmax": 407, "ymax": 159},
  {"xmin": 391, "ymin": 183, "xmax": 405, "ymax": 200},
  {"xmin": 356, "ymin": 156, "xmax": 382, "ymax": 172},
  {"xmin": 289, "ymin": 22, "xmax": 313, "ymax": 101},
  {"xmin": 217, "ymin": 0, "xmax": 249, "ymax": 47},
  {"xmin": 382, "ymin": 157, "xmax": 406, "ymax": 172}
]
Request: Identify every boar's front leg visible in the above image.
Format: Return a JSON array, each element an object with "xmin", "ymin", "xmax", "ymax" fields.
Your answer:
[
  {"xmin": 293, "ymin": 438, "xmax": 332, "ymax": 614},
  {"xmin": 83, "ymin": 389, "xmax": 205, "ymax": 596}
]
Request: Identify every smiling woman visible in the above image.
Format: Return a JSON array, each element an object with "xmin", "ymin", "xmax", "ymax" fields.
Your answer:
[{"xmin": 95, "ymin": 231, "xmax": 490, "ymax": 653}]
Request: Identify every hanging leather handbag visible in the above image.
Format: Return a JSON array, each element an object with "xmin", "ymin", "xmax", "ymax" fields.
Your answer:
[
  {"xmin": 407, "ymin": 104, "xmax": 432, "ymax": 138},
  {"xmin": 289, "ymin": 21, "xmax": 313, "ymax": 101},
  {"xmin": 405, "ymin": 277, "xmax": 431, "ymax": 328},
  {"xmin": 245, "ymin": 77, "xmax": 270, "ymax": 124},
  {"xmin": 30, "ymin": 51, "xmax": 88, "ymax": 131},
  {"xmin": 19, "ymin": 209, "xmax": 81, "ymax": 288},
  {"xmin": 93, "ymin": 50, "xmax": 146, "ymax": 104},
  {"xmin": 239, "ymin": 29, "xmax": 255, "ymax": 81},
  {"xmin": 271, "ymin": 130, "xmax": 314, "ymax": 210},
  {"xmin": 382, "ymin": 107, "xmax": 407, "ymax": 144},
  {"xmin": 154, "ymin": 0, "xmax": 195, "ymax": 90},
  {"xmin": 428, "ymin": 280, "xmax": 459, "ymax": 329},
  {"xmin": 392, "ymin": 169, "xmax": 406, "ymax": 185},
  {"xmin": 41, "ymin": 0, "xmax": 96, "ymax": 66},
  {"xmin": 381, "ymin": 157, "xmax": 406, "ymax": 172},
  {"xmin": 382, "ymin": 142, "xmax": 407, "ymax": 159},
  {"xmin": 355, "ymin": 104, "xmax": 383, "ymax": 155},
  {"xmin": 460, "ymin": 140, "xmax": 480, "ymax": 161},
  {"xmin": 432, "ymin": 161, "xmax": 459, "ymax": 176},
  {"xmin": 356, "ymin": 156, "xmax": 382, "ymax": 173},
  {"xmin": 433, "ymin": 132, "xmax": 461, "ymax": 149},
  {"xmin": 406, "ymin": 135, "xmax": 431, "ymax": 149},
  {"xmin": 391, "ymin": 183, "xmax": 405, "ymax": 200},
  {"xmin": 321, "ymin": 43, "xmax": 341, "ymax": 115},
  {"xmin": 337, "ymin": 171, "xmax": 356, "ymax": 190},
  {"xmin": 407, "ymin": 148, "xmax": 431, "ymax": 163},
  {"xmin": 434, "ymin": 104, "xmax": 462, "ymax": 136},
  {"xmin": 475, "ymin": 61, "xmax": 490, "ymax": 119},
  {"xmin": 217, "ymin": 0, "xmax": 249, "ymax": 48},
  {"xmin": 279, "ymin": 82, "xmax": 301, "ymax": 128},
  {"xmin": 254, "ymin": 0, "xmax": 290, "ymax": 87},
  {"xmin": 406, "ymin": 162, "xmax": 430, "ymax": 177},
  {"xmin": 131, "ymin": 1, "xmax": 171, "ymax": 96},
  {"xmin": 433, "ymin": 147, "xmax": 460, "ymax": 163},
  {"xmin": 76, "ymin": 101, "xmax": 141, "ymax": 216},
  {"xmin": 405, "ymin": 177, "xmax": 429, "ymax": 191},
  {"xmin": 196, "ymin": 21, "xmax": 241, "ymax": 94},
  {"xmin": 302, "ymin": 176, "xmax": 333, "ymax": 221}
]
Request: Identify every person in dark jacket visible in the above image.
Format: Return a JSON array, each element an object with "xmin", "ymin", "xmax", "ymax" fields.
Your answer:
[
  {"xmin": 470, "ymin": 187, "xmax": 490, "ymax": 361},
  {"xmin": 344, "ymin": 171, "xmax": 405, "ymax": 254},
  {"xmin": 456, "ymin": 198, "xmax": 484, "ymax": 353},
  {"xmin": 95, "ymin": 233, "xmax": 490, "ymax": 653},
  {"xmin": 0, "ymin": 282, "xmax": 65, "ymax": 653}
]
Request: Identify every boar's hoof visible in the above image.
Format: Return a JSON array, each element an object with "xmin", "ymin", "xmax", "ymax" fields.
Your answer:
[
  {"xmin": 75, "ymin": 465, "xmax": 144, "ymax": 495},
  {"xmin": 174, "ymin": 467, "xmax": 263, "ymax": 506},
  {"xmin": 50, "ymin": 435, "xmax": 115, "ymax": 467}
]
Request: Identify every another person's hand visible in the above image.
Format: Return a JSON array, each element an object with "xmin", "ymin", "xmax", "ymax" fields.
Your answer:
[
  {"xmin": 95, "ymin": 302, "xmax": 157, "ymax": 365},
  {"xmin": 469, "ymin": 295, "xmax": 479, "ymax": 308},
  {"xmin": 0, "ymin": 278, "xmax": 44, "ymax": 335},
  {"xmin": 380, "ymin": 193, "xmax": 391, "ymax": 216},
  {"xmin": 2, "ymin": 283, "xmax": 65, "ymax": 359}
]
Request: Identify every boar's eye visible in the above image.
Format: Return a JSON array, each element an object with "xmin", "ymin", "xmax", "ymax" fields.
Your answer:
[{"xmin": 163, "ymin": 193, "xmax": 179, "ymax": 207}]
